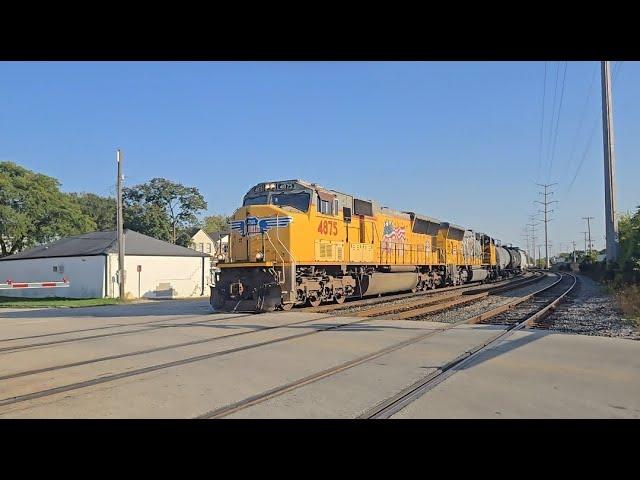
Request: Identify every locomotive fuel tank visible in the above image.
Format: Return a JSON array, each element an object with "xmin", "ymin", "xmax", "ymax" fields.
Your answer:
[{"xmin": 358, "ymin": 272, "xmax": 419, "ymax": 296}]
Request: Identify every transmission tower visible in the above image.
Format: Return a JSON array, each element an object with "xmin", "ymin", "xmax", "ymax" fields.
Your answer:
[{"xmin": 535, "ymin": 183, "xmax": 558, "ymax": 269}]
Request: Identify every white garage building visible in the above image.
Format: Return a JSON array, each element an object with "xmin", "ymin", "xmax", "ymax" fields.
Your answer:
[{"xmin": 0, "ymin": 230, "xmax": 212, "ymax": 299}]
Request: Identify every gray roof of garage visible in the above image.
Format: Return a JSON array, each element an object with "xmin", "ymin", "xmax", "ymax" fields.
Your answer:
[{"xmin": 0, "ymin": 230, "xmax": 208, "ymax": 261}]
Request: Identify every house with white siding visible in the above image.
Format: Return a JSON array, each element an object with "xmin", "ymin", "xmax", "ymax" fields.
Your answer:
[
  {"xmin": 189, "ymin": 229, "xmax": 229, "ymax": 260},
  {"xmin": 0, "ymin": 230, "xmax": 212, "ymax": 299}
]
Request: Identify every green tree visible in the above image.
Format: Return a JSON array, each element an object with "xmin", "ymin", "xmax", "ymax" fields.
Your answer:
[
  {"xmin": 123, "ymin": 178, "xmax": 207, "ymax": 246},
  {"xmin": 69, "ymin": 192, "xmax": 116, "ymax": 231},
  {"xmin": 0, "ymin": 162, "xmax": 95, "ymax": 256},
  {"xmin": 617, "ymin": 207, "xmax": 640, "ymax": 277},
  {"xmin": 202, "ymin": 214, "xmax": 231, "ymax": 233}
]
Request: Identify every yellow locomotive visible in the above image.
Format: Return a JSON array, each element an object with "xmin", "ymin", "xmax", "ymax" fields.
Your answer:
[{"xmin": 212, "ymin": 179, "xmax": 527, "ymax": 312}]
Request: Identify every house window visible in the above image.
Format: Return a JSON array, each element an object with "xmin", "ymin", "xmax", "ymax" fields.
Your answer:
[
  {"xmin": 199, "ymin": 243, "xmax": 204, "ymax": 252},
  {"xmin": 206, "ymin": 243, "xmax": 211, "ymax": 253}
]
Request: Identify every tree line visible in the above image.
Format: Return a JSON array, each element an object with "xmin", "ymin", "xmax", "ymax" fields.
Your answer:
[
  {"xmin": 555, "ymin": 206, "xmax": 640, "ymax": 285},
  {"xmin": 0, "ymin": 161, "xmax": 231, "ymax": 256}
]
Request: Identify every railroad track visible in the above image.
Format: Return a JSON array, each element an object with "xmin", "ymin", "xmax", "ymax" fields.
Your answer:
[
  {"xmin": 0, "ymin": 273, "xmax": 535, "ymax": 354},
  {"xmin": 0, "ymin": 271, "xmax": 567, "ymax": 417},
  {"xmin": 337, "ymin": 272, "xmax": 546, "ymax": 320},
  {"xmin": 359, "ymin": 272, "xmax": 576, "ymax": 419},
  {"xmin": 306, "ymin": 272, "xmax": 535, "ymax": 315},
  {"xmin": 195, "ymin": 272, "xmax": 573, "ymax": 419}
]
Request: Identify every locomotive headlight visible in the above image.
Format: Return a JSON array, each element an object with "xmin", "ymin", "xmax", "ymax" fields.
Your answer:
[
  {"xmin": 217, "ymin": 254, "xmax": 225, "ymax": 262},
  {"xmin": 256, "ymin": 252, "xmax": 264, "ymax": 261}
]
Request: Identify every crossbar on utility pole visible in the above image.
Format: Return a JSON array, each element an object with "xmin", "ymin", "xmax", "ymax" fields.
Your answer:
[
  {"xmin": 535, "ymin": 183, "xmax": 558, "ymax": 269},
  {"xmin": 117, "ymin": 149, "xmax": 125, "ymax": 300},
  {"xmin": 601, "ymin": 61, "xmax": 619, "ymax": 263}
]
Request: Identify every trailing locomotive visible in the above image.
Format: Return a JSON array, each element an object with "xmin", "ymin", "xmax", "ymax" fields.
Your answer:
[{"xmin": 211, "ymin": 180, "xmax": 528, "ymax": 312}]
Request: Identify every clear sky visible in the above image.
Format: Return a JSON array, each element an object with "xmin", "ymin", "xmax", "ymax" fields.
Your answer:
[{"xmin": 1, "ymin": 61, "xmax": 637, "ymax": 256}]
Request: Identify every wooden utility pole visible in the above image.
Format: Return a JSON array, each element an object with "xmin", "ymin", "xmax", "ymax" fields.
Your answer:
[
  {"xmin": 117, "ymin": 149, "xmax": 125, "ymax": 300},
  {"xmin": 601, "ymin": 61, "xmax": 619, "ymax": 263}
]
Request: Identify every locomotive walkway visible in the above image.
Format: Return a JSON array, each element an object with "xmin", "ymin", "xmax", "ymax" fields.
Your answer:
[{"xmin": 0, "ymin": 276, "xmax": 638, "ymax": 418}]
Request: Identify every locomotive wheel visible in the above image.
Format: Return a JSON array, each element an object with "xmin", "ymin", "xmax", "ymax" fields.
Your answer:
[
  {"xmin": 307, "ymin": 294, "xmax": 321, "ymax": 307},
  {"xmin": 280, "ymin": 302, "xmax": 294, "ymax": 311},
  {"xmin": 334, "ymin": 294, "xmax": 345, "ymax": 304}
]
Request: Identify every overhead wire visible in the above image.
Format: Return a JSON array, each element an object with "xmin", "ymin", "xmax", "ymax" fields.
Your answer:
[
  {"xmin": 545, "ymin": 62, "xmax": 561, "ymax": 166},
  {"xmin": 547, "ymin": 61, "xmax": 568, "ymax": 181},
  {"xmin": 567, "ymin": 61, "xmax": 624, "ymax": 191},
  {"xmin": 536, "ymin": 62, "xmax": 548, "ymax": 182},
  {"xmin": 563, "ymin": 62, "xmax": 598, "ymax": 181}
]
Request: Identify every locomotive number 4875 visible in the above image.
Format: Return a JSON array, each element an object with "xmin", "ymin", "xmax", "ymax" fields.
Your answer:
[{"xmin": 317, "ymin": 220, "xmax": 338, "ymax": 236}]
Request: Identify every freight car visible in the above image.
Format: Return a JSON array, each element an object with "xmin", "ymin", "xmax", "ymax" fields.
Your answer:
[{"xmin": 211, "ymin": 180, "xmax": 527, "ymax": 312}]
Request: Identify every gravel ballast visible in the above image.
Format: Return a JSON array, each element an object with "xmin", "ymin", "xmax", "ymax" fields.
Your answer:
[
  {"xmin": 533, "ymin": 274, "xmax": 639, "ymax": 340},
  {"xmin": 407, "ymin": 273, "xmax": 560, "ymax": 323}
]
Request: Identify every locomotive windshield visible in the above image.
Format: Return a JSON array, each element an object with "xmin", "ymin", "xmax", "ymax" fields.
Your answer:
[{"xmin": 243, "ymin": 191, "xmax": 310, "ymax": 212}]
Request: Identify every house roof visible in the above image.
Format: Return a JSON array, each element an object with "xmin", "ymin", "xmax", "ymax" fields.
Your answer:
[
  {"xmin": 0, "ymin": 230, "xmax": 208, "ymax": 261},
  {"xmin": 206, "ymin": 231, "xmax": 230, "ymax": 242}
]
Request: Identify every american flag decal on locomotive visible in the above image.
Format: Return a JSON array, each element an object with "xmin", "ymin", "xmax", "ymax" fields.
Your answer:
[
  {"xmin": 382, "ymin": 220, "xmax": 406, "ymax": 242},
  {"xmin": 230, "ymin": 216, "xmax": 294, "ymax": 237},
  {"xmin": 382, "ymin": 220, "xmax": 407, "ymax": 254}
]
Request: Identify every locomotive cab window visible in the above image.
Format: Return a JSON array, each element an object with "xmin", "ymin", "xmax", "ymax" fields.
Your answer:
[
  {"xmin": 243, "ymin": 194, "xmax": 268, "ymax": 206},
  {"xmin": 243, "ymin": 192, "xmax": 310, "ymax": 212},
  {"xmin": 271, "ymin": 192, "xmax": 310, "ymax": 212},
  {"xmin": 317, "ymin": 196, "xmax": 334, "ymax": 215}
]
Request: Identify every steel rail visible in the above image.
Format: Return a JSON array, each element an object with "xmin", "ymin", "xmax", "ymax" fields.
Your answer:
[
  {"xmin": 358, "ymin": 272, "xmax": 546, "ymax": 320},
  {"xmin": 307, "ymin": 272, "xmax": 534, "ymax": 315},
  {"xmin": 360, "ymin": 273, "xmax": 576, "ymax": 419},
  {"xmin": 0, "ymin": 272, "xmax": 552, "ymax": 414},
  {"xmin": 193, "ymin": 273, "xmax": 559, "ymax": 419}
]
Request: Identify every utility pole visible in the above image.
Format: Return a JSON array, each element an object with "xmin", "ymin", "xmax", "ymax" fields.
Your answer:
[
  {"xmin": 535, "ymin": 183, "xmax": 558, "ymax": 269},
  {"xmin": 572, "ymin": 240, "xmax": 577, "ymax": 263},
  {"xmin": 582, "ymin": 216, "xmax": 594, "ymax": 253},
  {"xmin": 527, "ymin": 214, "xmax": 539, "ymax": 266},
  {"xmin": 117, "ymin": 149, "xmax": 125, "ymax": 300},
  {"xmin": 581, "ymin": 231, "xmax": 588, "ymax": 254},
  {"xmin": 537, "ymin": 245, "xmax": 542, "ymax": 268},
  {"xmin": 601, "ymin": 61, "xmax": 619, "ymax": 263}
]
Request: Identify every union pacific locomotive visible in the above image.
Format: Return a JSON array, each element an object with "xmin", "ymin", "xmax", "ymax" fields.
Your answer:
[{"xmin": 211, "ymin": 180, "xmax": 531, "ymax": 312}]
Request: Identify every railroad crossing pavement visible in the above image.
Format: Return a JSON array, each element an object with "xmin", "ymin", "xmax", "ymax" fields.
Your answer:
[
  {"xmin": 0, "ymin": 301, "xmax": 638, "ymax": 418},
  {"xmin": 391, "ymin": 329, "xmax": 640, "ymax": 419}
]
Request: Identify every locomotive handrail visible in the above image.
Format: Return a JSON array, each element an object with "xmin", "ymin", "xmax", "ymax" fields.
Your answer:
[
  {"xmin": 274, "ymin": 215, "xmax": 296, "ymax": 265},
  {"xmin": 273, "ymin": 215, "xmax": 297, "ymax": 291},
  {"xmin": 264, "ymin": 231, "xmax": 286, "ymax": 284}
]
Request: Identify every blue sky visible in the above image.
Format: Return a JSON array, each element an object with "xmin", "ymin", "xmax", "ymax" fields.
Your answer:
[{"xmin": 1, "ymin": 61, "xmax": 638, "ymax": 255}]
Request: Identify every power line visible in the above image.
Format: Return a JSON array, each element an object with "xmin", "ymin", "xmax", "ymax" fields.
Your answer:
[
  {"xmin": 563, "ymin": 62, "xmax": 598, "ymax": 181},
  {"xmin": 536, "ymin": 62, "xmax": 548, "ymax": 182},
  {"xmin": 546, "ymin": 63, "xmax": 561, "ymax": 166},
  {"xmin": 567, "ymin": 61, "xmax": 624, "ymax": 192},
  {"xmin": 547, "ymin": 61, "xmax": 568, "ymax": 182}
]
